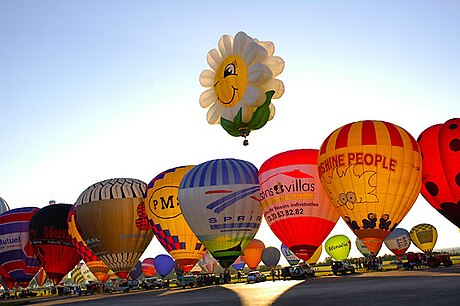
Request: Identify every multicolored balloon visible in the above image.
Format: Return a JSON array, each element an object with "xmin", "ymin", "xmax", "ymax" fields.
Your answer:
[
  {"xmin": 29, "ymin": 204, "xmax": 81, "ymax": 284},
  {"xmin": 198, "ymin": 251, "xmax": 219, "ymax": 273},
  {"xmin": 261, "ymin": 246, "xmax": 280, "ymax": 268},
  {"xmin": 67, "ymin": 204, "xmax": 109, "ymax": 282},
  {"xmin": 410, "ymin": 224, "xmax": 437, "ymax": 255},
  {"xmin": 325, "ymin": 235, "xmax": 351, "ymax": 261},
  {"xmin": 144, "ymin": 166, "xmax": 206, "ymax": 273},
  {"xmin": 418, "ymin": 118, "xmax": 460, "ymax": 227},
  {"xmin": 280, "ymin": 244, "xmax": 300, "ymax": 266},
  {"xmin": 259, "ymin": 149, "xmax": 340, "ymax": 261},
  {"xmin": 307, "ymin": 245, "xmax": 322, "ymax": 264},
  {"xmin": 141, "ymin": 258, "xmax": 156, "ymax": 277},
  {"xmin": 0, "ymin": 197, "xmax": 9, "ymax": 214},
  {"xmin": 0, "ymin": 207, "xmax": 41, "ymax": 288},
  {"xmin": 154, "ymin": 254, "xmax": 174, "ymax": 279},
  {"xmin": 199, "ymin": 31, "xmax": 285, "ymax": 144},
  {"xmin": 384, "ymin": 228, "xmax": 411, "ymax": 260},
  {"xmin": 75, "ymin": 178, "xmax": 154, "ymax": 279},
  {"xmin": 179, "ymin": 158, "xmax": 262, "ymax": 268},
  {"xmin": 318, "ymin": 120, "xmax": 422, "ymax": 254}
]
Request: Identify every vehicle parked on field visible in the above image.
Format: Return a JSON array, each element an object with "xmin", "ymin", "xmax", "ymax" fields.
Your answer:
[
  {"xmin": 247, "ymin": 271, "xmax": 267, "ymax": 283},
  {"xmin": 178, "ymin": 275, "xmax": 197, "ymax": 288},
  {"xmin": 331, "ymin": 261, "xmax": 355, "ymax": 275},
  {"xmin": 427, "ymin": 254, "xmax": 453, "ymax": 268},
  {"xmin": 143, "ymin": 277, "xmax": 165, "ymax": 289},
  {"xmin": 403, "ymin": 252, "xmax": 427, "ymax": 270},
  {"xmin": 196, "ymin": 273, "xmax": 220, "ymax": 286},
  {"xmin": 282, "ymin": 263, "xmax": 315, "ymax": 280}
]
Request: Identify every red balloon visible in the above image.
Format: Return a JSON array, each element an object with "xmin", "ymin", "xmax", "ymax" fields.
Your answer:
[
  {"xmin": 258, "ymin": 149, "xmax": 340, "ymax": 260},
  {"xmin": 0, "ymin": 266, "xmax": 14, "ymax": 290},
  {"xmin": 29, "ymin": 204, "xmax": 82, "ymax": 284},
  {"xmin": 141, "ymin": 258, "xmax": 157, "ymax": 277},
  {"xmin": 418, "ymin": 118, "xmax": 460, "ymax": 227}
]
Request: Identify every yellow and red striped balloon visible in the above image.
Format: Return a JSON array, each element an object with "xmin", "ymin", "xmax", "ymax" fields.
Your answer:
[{"xmin": 318, "ymin": 120, "xmax": 422, "ymax": 254}]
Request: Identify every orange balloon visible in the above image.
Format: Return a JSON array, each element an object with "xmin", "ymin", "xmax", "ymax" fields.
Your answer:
[
  {"xmin": 318, "ymin": 120, "xmax": 422, "ymax": 254},
  {"xmin": 241, "ymin": 239, "xmax": 265, "ymax": 270}
]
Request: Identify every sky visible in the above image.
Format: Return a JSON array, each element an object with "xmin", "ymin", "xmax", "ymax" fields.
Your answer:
[{"xmin": 1, "ymin": 1, "xmax": 459, "ymax": 265}]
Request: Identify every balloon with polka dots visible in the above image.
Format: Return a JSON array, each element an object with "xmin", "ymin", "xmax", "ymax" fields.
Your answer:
[{"xmin": 418, "ymin": 118, "xmax": 460, "ymax": 227}]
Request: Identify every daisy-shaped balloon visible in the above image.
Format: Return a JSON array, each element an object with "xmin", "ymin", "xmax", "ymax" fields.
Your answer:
[{"xmin": 199, "ymin": 31, "xmax": 285, "ymax": 144}]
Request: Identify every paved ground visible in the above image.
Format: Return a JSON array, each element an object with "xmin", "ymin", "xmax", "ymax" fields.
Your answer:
[{"xmin": 14, "ymin": 266, "xmax": 460, "ymax": 306}]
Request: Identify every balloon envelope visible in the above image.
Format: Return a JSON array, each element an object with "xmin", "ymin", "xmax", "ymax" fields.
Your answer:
[
  {"xmin": 261, "ymin": 246, "xmax": 280, "ymax": 268},
  {"xmin": 259, "ymin": 149, "xmax": 340, "ymax": 261},
  {"xmin": 67, "ymin": 204, "xmax": 110, "ymax": 282},
  {"xmin": 318, "ymin": 120, "xmax": 422, "ymax": 254},
  {"xmin": 0, "ymin": 265, "xmax": 14, "ymax": 290},
  {"xmin": 198, "ymin": 251, "xmax": 219, "ymax": 273},
  {"xmin": 280, "ymin": 244, "xmax": 300, "ymax": 266},
  {"xmin": 154, "ymin": 254, "xmax": 174, "ymax": 279},
  {"xmin": 384, "ymin": 228, "xmax": 411, "ymax": 259},
  {"xmin": 355, "ymin": 238, "xmax": 372, "ymax": 257},
  {"xmin": 231, "ymin": 256, "xmax": 246, "ymax": 270},
  {"xmin": 75, "ymin": 178, "xmax": 154, "ymax": 279},
  {"xmin": 129, "ymin": 261, "xmax": 142, "ymax": 280},
  {"xmin": 241, "ymin": 239, "xmax": 265, "ymax": 270},
  {"xmin": 307, "ymin": 245, "xmax": 322, "ymax": 264},
  {"xmin": 29, "ymin": 204, "xmax": 81, "ymax": 284},
  {"xmin": 141, "ymin": 258, "xmax": 156, "ymax": 277},
  {"xmin": 418, "ymin": 118, "xmax": 460, "ymax": 228},
  {"xmin": 0, "ymin": 197, "xmax": 9, "ymax": 214},
  {"xmin": 145, "ymin": 166, "xmax": 206, "ymax": 273},
  {"xmin": 325, "ymin": 235, "xmax": 351, "ymax": 261},
  {"xmin": 410, "ymin": 224, "xmax": 437, "ymax": 255},
  {"xmin": 0, "ymin": 207, "xmax": 41, "ymax": 287},
  {"xmin": 179, "ymin": 158, "xmax": 262, "ymax": 268}
]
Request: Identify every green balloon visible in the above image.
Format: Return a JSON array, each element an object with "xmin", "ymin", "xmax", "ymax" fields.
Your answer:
[{"xmin": 325, "ymin": 235, "xmax": 351, "ymax": 261}]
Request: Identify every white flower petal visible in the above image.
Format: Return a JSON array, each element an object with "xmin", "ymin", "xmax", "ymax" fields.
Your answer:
[
  {"xmin": 199, "ymin": 69, "xmax": 216, "ymax": 87},
  {"xmin": 199, "ymin": 88, "xmax": 216, "ymax": 108},
  {"xmin": 243, "ymin": 42, "xmax": 268, "ymax": 67},
  {"xmin": 242, "ymin": 85, "xmax": 264, "ymax": 107},
  {"xmin": 247, "ymin": 63, "xmax": 273, "ymax": 84},
  {"xmin": 268, "ymin": 103, "xmax": 276, "ymax": 121},
  {"xmin": 207, "ymin": 48, "xmax": 222, "ymax": 72},
  {"xmin": 263, "ymin": 56, "xmax": 284, "ymax": 76},
  {"xmin": 240, "ymin": 104, "xmax": 255, "ymax": 123},
  {"xmin": 261, "ymin": 78, "xmax": 285, "ymax": 99},
  {"xmin": 221, "ymin": 107, "xmax": 237, "ymax": 121},
  {"xmin": 218, "ymin": 34, "xmax": 234, "ymax": 59},
  {"xmin": 233, "ymin": 31, "xmax": 251, "ymax": 56},
  {"xmin": 207, "ymin": 102, "xmax": 223, "ymax": 124},
  {"xmin": 257, "ymin": 40, "xmax": 275, "ymax": 56}
]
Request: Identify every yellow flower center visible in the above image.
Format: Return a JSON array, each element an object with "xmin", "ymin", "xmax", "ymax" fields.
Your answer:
[{"xmin": 213, "ymin": 55, "xmax": 247, "ymax": 108}]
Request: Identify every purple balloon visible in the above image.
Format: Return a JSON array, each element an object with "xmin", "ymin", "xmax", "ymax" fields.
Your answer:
[
  {"xmin": 154, "ymin": 254, "xmax": 174, "ymax": 278},
  {"xmin": 129, "ymin": 261, "xmax": 143, "ymax": 280}
]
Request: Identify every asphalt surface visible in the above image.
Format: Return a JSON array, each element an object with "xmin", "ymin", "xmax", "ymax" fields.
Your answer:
[{"xmin": 18, "ymin": 266, "xmax": 460, "ymax": 306}]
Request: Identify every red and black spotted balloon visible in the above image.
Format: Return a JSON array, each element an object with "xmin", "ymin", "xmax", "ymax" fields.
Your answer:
[{"xmin": 418, "ymin": 118, "xmax": 460, "ymax": 227}]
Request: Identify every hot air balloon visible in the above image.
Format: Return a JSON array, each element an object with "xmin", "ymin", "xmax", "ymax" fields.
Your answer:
[
  {"xmin": 199, "ymin": 32, "xmax": 285, "ymax": 145},
  {"xmin": 0, "ymin": 197, "xmax": 9, "ymax": 214},
  {"xmin": 355, "ymin": 238, "xmax": 372, "ymax": 257},
  {"xmin": 129, "ymin": 261, "xmax": 143, "ymax": 280},
  {"xmin": 35, "ymin": 268, "xmax": 48, "ymax": 287},
  {"xmin": 141, "ymin": 258, "xmax": 156, "ymax": 277},
  {"xmin": 144, "ymin": 166, "xmax": 206, "ymax": 273},
  {"xmin": 418, "ymin": 118, "xmax": 460, "ymax": 228},
  {"xmin": 384, "ymin": 228, "xmax": 411, "ymax": 260},
  {"xmin": 231, "ymin": 256, "xmax": 246, "ymax": 270},
  {"xmin": 307, "ymin": 245, "xmax": 322, "ymax": 264},
  {"xmin": 67, "ymin": 204, "xmax": 110, "ymax": 282},
  {"xmin": 198, "ymin": 251, "xmax": 219, "ymax": 273},
  {"xmin": 318, "ymin": 120, "xmax": 422, "ymax": 254},
  {"xmin": 178, "ymin": 158, "xmax": 262, "ymax": 268},
  {"xmin": 71, "ymin": 264, "xmax": 86, "ymax": 284},
  {"xmin": 325, "ymin": 235, "xmax": 351, "ymax": 261},
  {"xmin": 280, "ymin": 244, "xmax": 300, "ymax": 266},
  {"xmin": 259, "ymin": 149, "xmax": 340, "ymax": 261},
  {"xmin": 29, "ymin": 204, "xmax": 81, "ymax": 284},
  {"xmin": 241, "ymin": 239, "xmax": 265, "ymax": 270},
  {"xmin": 0, "ymin": 266, "xmax": 14, "ymax": 290},
  {"xmin": 0, "ymin": 207, "xmax": 41, "ymax": 288},
  {"xmin": 154, "ymin": 254, "xmax": 174, "ymax": 279},
  {"xmin": 410, "ymin": 224, "xmax": 437, "ymax": 255},
  {"xmin": 74, "ymin": 178, "xmax": 154, "ymax": 279},
  {"xmin": 261, "ymin": 246, "xmax": 281, "ymax": 268}
]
